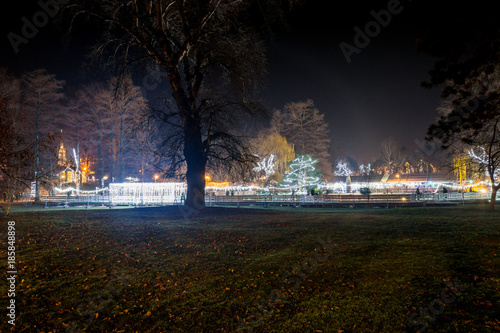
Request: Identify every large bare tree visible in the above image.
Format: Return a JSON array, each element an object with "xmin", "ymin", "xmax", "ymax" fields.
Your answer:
[
  {"xmin": 73, "ymin": 82, "xmax": 114, "ymax": 184},
  {"xmin": 271, "ymin": 99, "xmax": 333, "ymax": 180},
  {"xmin": 428, "ymin": 66, "xmax": 500, "ymax": 210},
  {"xmin": 21, "ymin": 69, "xmax": 64, "ymax": 201},
  {"xmin": 68, "ymin": 0, "xmax": 291, "ymax": 208},
  {"xmin": 379, "ymin": 137, "xmax": 405, "ymax": 174},
  {"xmin": 0, "ymin": 69, "xmax": 29, "ymax": 213},
  {"xmin": 109, "ymin": 76, "xmax": 148, "ymax": 182}
]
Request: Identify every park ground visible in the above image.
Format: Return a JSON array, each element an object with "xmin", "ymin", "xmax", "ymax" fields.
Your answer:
[{"xmin": 0, "ymin": 203, "xmax": 499, "ymax": 332}]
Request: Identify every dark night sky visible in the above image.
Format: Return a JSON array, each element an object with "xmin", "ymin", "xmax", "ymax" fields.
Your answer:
[
  {"xmin": 262, "ymin": 0, "xmax": 444, "ymax": 162},
  {"xmin": 0, "ymin": 0, "xmax": 445, "ymax": 162}
]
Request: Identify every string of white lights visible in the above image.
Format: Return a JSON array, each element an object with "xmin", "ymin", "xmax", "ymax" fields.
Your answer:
[
  {"xmin": 283, "ymin": 155, "xmax": 320, "ymax": 188},
  {"xmin": 253, "ymin": 154, "xmax": 276, "ymax": 179},
  {"xmin": 54, "ymin": 187, "xmax": 109, "ymax": 194}
]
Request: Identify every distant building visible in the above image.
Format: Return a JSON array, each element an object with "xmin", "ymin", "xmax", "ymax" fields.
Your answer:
[{"xmin": 57, "ymin": 140, "xmax": 67, "ymax": 166}]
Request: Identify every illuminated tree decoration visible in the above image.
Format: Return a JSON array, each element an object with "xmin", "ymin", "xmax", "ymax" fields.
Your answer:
[
  {"xmin": 359, "ymin": 163, "xmax": 371, "ymax": 175},
  {"xmin": 71, "ymin": 148, "xmax": 83, "ymax": 194},
  {"xmin": 334, "ymin": 160, "xmax": 353, "ymax": 176},
  {"xmin": 468, "ymin": 147, "xmax": 500, "ymax": 181},
  {"xmin": 283, "ymin": 154, "xmax": 321, "ymax": 189},
  {"xmin": 253, "ymin": 154, "xmax": 276, "ymax": 180}
]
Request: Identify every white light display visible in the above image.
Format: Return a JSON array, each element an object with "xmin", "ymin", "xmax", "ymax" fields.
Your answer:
[
  {"xmin": 334, "ymin": 161, "xmax": 353, "ymax": 176},
  {"xmin": 468, "ymin": 146, "xmax": 500, "ymax": 181},
  {"xmin": 321, "ymin": 182, "xmax": 347, "ymax": 193},
  {"xmin": 69, "ymin": 147, "xmax": 84, "ymax": 194},
  {"xmin": 283, "ymin": 155, "xmax": 320, "ymax": 189},
  {"xmin": 54, "ymin": 186, "xmax": 109, "ymax": 194},
  {"xmin": 359, "ymin": 163, "xmax": 371, "ymax": 175},
  {"xmin": 253, "ymin": 154, "xmax": 276, "ymax": 179},
  {"xmin": 109, "ymin": 182, "xmax": 186, "ymax": 205},
  {"xmin": 468, "ymin": 147, "xmax": 489, "ymax": 165}
]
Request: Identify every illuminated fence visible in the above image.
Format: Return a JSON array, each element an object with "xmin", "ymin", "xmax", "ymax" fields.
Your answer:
[
  {"xmin": 206, "ymin": 191, "xmax": 494, "ymax": 207},
  {"xmin": 39, "ymin": 183, "xmax": 495, "ymax": 207},
  {"xmin": 109, "ymin": 183, "xmax": 186, "ymax": 205}
]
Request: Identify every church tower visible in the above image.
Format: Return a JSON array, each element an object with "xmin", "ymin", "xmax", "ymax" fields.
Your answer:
[{"xmin": 57, "ymin": 130, "xmax": 67, "ymax": 166}]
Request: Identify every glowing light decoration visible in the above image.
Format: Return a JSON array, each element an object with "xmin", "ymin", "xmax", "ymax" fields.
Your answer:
[
  {"xmin": 359, "ymin": 163, "xmax": 371, "ymax": 175},
  {"xmin": 334, "ymin": 161, "xmax": 353, "ymax": 176},
  {"xmin": 70, "ymin": 148, "xmax": 84, "ymax": 194},
  {"xmin": 109, "ymin": 182, "xmax": 186, "ymax": 205},
  {"xmin": 322, "ymin": 182, "xmax": 347, "ymax": 193},
  {"xmin": 468, "ymin": 146, "xmax": 500, "ymax": 181},
  {"xmin": 54, "ymin": 186, "xmax": 108, "ymax": 194},
  {"xmin": 253, "ymin": 154, "xmax": 275, "ymax": 179},
  {"xmin": 468, "ymin": 147, "xmax": 489, "ymax": 165},
  {"xmin": 283, "ymin": 154, "xmax": 320, "ymax": 189}
]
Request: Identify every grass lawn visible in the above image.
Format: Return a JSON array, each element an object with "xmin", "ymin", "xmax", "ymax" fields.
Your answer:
[{"xmin": 0, "ymin": 204, "xmax": 499, "ymax": 332}]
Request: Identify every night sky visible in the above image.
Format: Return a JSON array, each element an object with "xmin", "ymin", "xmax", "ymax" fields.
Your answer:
[{"xmin": 0, "ymin": 0, "xmax": 445, "ymax": 162}]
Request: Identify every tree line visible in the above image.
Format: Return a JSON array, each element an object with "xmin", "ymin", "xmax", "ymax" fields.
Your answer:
[
  {"xmin": 2, "ymin": 0, "xmax": 499, "ymax": 211},
  {"xmin": 0, "ymin": 68, "xmax": 149, "ymax": 210}
]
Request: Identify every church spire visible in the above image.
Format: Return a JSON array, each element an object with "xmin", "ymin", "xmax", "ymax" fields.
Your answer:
[{"xmin": 57, "ymin": 129, "xmax": 66, "ymax": 166}]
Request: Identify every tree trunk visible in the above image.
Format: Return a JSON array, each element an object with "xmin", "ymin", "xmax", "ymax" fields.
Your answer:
[
  {"xmin": 489, "ymin": 186, "xmax": 498, "ymax": 211},
  {"xmin": 97, "ymin": 133, "xmax": 102, "ymax": 184},
  {"xmin": 34, "ymin": 95, "xmax": 41, "ymax": 202},
  {"xmin": 118, "ymin": 114, "xmax": 124, "ymax": 183},
  {"xmin": 183, "ymin": 119, "xmax": 206, "ymax": 210},
  {"xmin": 185, "ymin": 156, "xmax": 206, "ymax": 210}
]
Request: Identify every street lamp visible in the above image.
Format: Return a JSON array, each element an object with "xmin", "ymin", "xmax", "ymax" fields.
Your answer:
[
  {"xmin": 102, "ymin": 175, "xmax": 108, "ymax": 188},
  {"xmin": 154, "ymin": 174, "xmax": 159, "ymax": 183}
]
